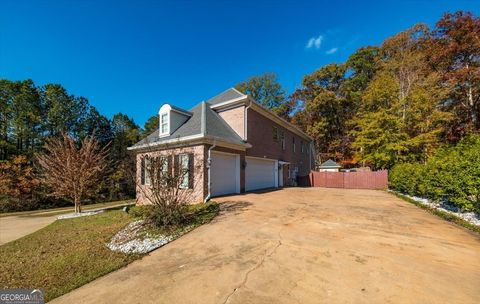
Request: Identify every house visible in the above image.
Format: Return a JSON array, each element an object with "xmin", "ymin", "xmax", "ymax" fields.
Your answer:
[
  {"xmin": 128, "ymin": 88, "xmax": 315, "ymax": 203},
  {"xmin": 318, "ymin": 159, "xmax": 342, "ymax": 172}
]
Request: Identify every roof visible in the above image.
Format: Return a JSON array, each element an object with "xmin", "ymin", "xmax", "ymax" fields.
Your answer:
[
  {"xmin": 318, "ymin": 159, "xmax": 341, "ymax": 168},
  {"xmin": 129, "ymin": 87, "xmax": 313, "ymax": 151},
  {"xmin": 129, "ymin": 101, "xmax": 246, "ymax": 150},
  {"xmin": 206, "ymin": 88, "xmax": 246, "ymax": 105},
  {"xmin": 167, "ymin": 104, "xmax": 192, "ymax": 116}
]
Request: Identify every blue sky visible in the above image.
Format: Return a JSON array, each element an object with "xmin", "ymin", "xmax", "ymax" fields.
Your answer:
[{"xmin": 1, "ymin": 0, "xmax": 478, "ymax": 126}]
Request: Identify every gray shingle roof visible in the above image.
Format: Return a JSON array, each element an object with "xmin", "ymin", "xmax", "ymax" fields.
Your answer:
[
  {"xmin": 206, "ymin": 88, "xmax": 246, "ymax": 105},
  {"xmin": 319, "ymin": 159, "xmax": 341, "ymax": 168},
  {"xmin": 130, "ymin": 101, "xmax": 245, "ymax": 149}
]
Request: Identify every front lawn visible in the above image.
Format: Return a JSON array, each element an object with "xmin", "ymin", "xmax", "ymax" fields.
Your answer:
[
  {"xmin": 0, "ymin": 203, "xmax": 219, "ymax": 301},
  {"xmin": 0, "ymin": 199, "xmax": 134, "ymax": 218}
]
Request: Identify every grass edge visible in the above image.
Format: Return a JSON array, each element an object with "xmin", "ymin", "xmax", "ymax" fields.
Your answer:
[{"xmin": 391, "ymin": 191, "xmax": 480, "ymax": 234}]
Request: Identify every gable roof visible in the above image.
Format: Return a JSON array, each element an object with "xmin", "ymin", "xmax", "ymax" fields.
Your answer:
[
  {"xmin": 319, "ymin": 159, "xmax": 341, "ymax": 168},
  {"xmin": 129, "ymin": 102, "xmax": 246, "ymax": 150},
  {"xmin": 206, "ymin": 88, "xmax": 246, "ymax": 105}
]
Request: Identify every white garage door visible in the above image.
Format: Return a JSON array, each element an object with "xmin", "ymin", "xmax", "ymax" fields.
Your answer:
[
  {"xmin": 246, "ymin": 157, "xmax": 277, "ymax": 191},
  {"xmin": 211, "ymin": 152, "xmax": 239, "ymax": 197}
]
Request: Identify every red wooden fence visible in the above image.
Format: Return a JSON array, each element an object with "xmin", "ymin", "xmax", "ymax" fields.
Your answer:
[{"xmin": 298, "ymin": 170, "xmax": 388, "ymax": 190}]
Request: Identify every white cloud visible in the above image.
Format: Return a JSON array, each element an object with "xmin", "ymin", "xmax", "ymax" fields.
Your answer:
[
  {"xmin": 306, "ymin": 35, "xmax": 323, "ymax": 49},
  {"xmin": 325, "ymin": 47, "xmax": 338, "ymax": 55}
]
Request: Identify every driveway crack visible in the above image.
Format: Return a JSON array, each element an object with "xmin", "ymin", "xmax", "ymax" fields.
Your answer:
[{"xmin": 223, "ymin": 240, "xmax": 282, "ymax": 304}]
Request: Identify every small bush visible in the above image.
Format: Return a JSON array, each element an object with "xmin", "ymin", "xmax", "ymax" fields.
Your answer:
[
  {"xmin": 129, "ymin": 202, "xmax": 219, "ymax": 231},
  {"xmin": 389, "ymin": 134, "xmax": 480, "ymax": 212}
]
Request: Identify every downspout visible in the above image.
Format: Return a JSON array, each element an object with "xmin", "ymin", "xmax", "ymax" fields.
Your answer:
[
  {"xmin": 204, "ymin": 138, "xmax": 217, "ymax": 203},
  {"xmin": 244, "ymin": 98, "xmax": 253, "ymax": 141}
]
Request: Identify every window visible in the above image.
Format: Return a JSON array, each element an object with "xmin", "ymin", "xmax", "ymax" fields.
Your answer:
[
  {"xmin": 160, "ymin": 156, "xmax": 169, "ymax": 175},
  {"xmin": 293, "ymin": 137, "xmax": 296, "ymax": 153},
  {"xmin": 179, "ymin": 154, "xmax": 189, "ymax": 189},
  {"xmin": 301, "ymin": 141, "xmax": 304, "ymax": 153},
  {"xmin": 143, "ymin": 157, "xmax": 151, "ymax": 185},
  {"xmin": 272, "ymin": 126, "xmax": 279, "ymax": 142},
  {"xmin": 160, "ymin": 113, "xmax": 169, "ymax": 135},
  {"xmin": 280, "ymin": 131, "xmax": 285, "ymax": 150}
]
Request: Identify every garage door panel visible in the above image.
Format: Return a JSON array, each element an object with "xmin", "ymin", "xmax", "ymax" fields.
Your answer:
[
  {"xmin": 246, "ymin": 157, "xmax": 276, "ymax": 191},
  {"xmin": 211, "ymin": 152, "xmax": 238, "ymax": 197}
]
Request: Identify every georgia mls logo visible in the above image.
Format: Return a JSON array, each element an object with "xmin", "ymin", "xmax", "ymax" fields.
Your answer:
[{"xmin": 0, "ymin": 289, "xmax": 44, "ymax": 304}]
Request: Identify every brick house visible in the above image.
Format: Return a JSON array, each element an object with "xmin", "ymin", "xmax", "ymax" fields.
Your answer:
[{"xmin": 128, "ymin": 88, "xmax": 315, "ymax": 204}]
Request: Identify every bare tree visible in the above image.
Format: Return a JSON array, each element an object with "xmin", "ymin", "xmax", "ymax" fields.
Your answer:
[
  {"xmin": 132, "ymin": 145, "xmax": 203, "ymax": 228},
  {"xmin": 37, "ymin": 134, "xmax": 110, "ymax": 213}
]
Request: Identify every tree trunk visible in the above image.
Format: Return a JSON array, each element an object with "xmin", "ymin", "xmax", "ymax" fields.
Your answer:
[{"xmin": 74, "ymin": 196, "xmax": 81, "ymax": 213}]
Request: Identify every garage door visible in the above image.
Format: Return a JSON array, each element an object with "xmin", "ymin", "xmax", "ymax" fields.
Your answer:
[
  {"xmin": 211, "ymin": 152, "xmax": 239, "ymax": 197},
  {"xmin": 246, "ymin": 157, "xmax": 277, "ymax": 191}
]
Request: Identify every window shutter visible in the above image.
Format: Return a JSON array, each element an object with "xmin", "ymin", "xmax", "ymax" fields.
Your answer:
[
  {"xmin": 140, "ymin": 157, "xmax": 145, "ymax": 185},
  {"xmin": 174, "ymin": 154, "xmax": 179, "ymax": 179},
  {"xmin": 188, "ymin": 153, "xmax": 194, "ymax": 189},
  {"xmin": 167, "ymin": 155, "xmax": 173, "ymax": 178}
]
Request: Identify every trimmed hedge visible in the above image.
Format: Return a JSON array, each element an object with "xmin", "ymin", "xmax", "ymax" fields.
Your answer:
[{"xmin": 389, "ymin": 134, "xmax": 480, "ymax": 212}]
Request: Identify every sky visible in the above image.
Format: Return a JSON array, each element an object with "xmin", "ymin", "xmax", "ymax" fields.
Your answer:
[{"xmin": 1, "ymin": 0, "xmax": 478, "ymax": 126}]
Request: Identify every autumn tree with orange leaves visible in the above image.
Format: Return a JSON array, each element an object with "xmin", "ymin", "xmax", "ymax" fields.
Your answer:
[{"xmin": 37, "ymin": 134, "xmax": 110, "ymax": 213}]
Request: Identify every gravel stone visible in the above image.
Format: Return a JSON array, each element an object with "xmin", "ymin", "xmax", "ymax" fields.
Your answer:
[
  {"xmin": 391, "ymin": 191, "xmax": 480, "ymax": 226},
  {"xmin": 57, "ymin": 210, "xmax": 105, "ymax": 220},
  {"xmin": 106, "ymin": 220, "xmax": 175, "ymax": 254}
]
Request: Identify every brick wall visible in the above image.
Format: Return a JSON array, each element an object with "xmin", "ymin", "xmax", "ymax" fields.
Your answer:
[
  {"xmin": 218, "ymin": 106, "xmax": 245, "ymax": 139},
  {"xmin": 135, "ymin": 145, "xmax": 206, "ymax": 204},
  {"xmin": 246, "ymin": 108, "xmax": 313, "ymax": 176}
]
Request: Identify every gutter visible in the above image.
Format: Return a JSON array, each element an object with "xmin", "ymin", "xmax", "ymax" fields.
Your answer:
[{"xmin": 204, "ymin": 138, "xmax": 217, "ymax": 203}]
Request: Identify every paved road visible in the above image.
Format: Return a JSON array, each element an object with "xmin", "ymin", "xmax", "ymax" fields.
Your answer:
[
  {"xmin": 0, "ymin": 215, "xmax": 56, "ymax": 245},
  {"xmin": 52, "ymin": 188, "xmax": 480, "ymax": 304}
]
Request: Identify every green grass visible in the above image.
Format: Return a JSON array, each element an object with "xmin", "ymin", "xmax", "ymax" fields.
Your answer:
[
  {"xmin": 0, "ymin": 202, "xmax": 220, "ymax": 302},
  {"xmin": 393, "ymin": 192, "xmax": 480, "ymax": 234},
  {"xmin": 0, "ymin": 210, "xmax": 138, "ymax": 301},
  {"xmin": 0, "ymin": 199, "xmax": 134, "ymax": 218}
]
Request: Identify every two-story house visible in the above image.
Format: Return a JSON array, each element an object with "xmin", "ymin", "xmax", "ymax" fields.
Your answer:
[{"xmin": 128, "ymin": 88, "xmax": 315, "ymax": 203}]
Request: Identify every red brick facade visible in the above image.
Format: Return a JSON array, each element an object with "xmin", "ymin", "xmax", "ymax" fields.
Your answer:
[{"xmin": 135, "ymin": 104, "xmax": 313, "ymax": 203}]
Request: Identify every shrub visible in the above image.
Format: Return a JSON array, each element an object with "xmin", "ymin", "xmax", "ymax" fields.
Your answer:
[
  {"xmin": 389, "ymin": 134, "xmax": 480, "ymax": 212},
  {"xmin": 129, "ymin": 202, "xmax": 219, "ymax": 231},
  {"xmin": 389, "ymin": 163, "xmax": 426, "ymax": 196}
]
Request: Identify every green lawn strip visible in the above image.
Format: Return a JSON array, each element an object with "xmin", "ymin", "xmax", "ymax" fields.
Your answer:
[
  {"xmin": 392, "ymin": 192, "xmax": 480, "ymax": 234},
  {"xmin": 0, "ymin": 202, "xmax": 220, "ymax": 302},
  {"xmin": 0, "ymin": 210, "xmax": 140, "ymax": 301},
  {"xmin": 22, "ymin": 201, "xmax": 135, "ymax": 218},
  {"xmin": 0, "ymin": 199, "xmax": 134, "ymax": 218}
]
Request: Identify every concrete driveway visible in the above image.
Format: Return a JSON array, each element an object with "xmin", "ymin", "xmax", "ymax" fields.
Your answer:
[
  {"xmin": 52, "ymin": 188, "xmax": 480, "ymax": 304},
  {"xmin": 0, "ymin": 215, "xmax": 56, "ymax": 245}
]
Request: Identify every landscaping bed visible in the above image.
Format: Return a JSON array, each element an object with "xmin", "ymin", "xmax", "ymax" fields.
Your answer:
[
  {"xmin": 0, "ymin": 202, "xmax": 219, "ymax": 302},
  {"xmin": 392, "ymin": 191, "xmax": 480, "ymax": 234}
]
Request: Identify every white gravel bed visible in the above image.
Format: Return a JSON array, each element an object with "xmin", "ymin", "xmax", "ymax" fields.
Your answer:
[
  {"xmin": 106, "ymin": 220, "xmax": 175, "ymax": 254},
  {"xmin": 391, "ymin": 190, "xmax": 480, "ymax": 227},
  {"xmin": 57, "ymin": 210, "xmax": 105, "ymax": 220}
]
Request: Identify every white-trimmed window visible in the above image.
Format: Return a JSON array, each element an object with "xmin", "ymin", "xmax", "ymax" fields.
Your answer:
[
  {"xmin": 160, "ymin": 113, "xmax": 169, "ymax": 135},
  {"xmin": 301, "ymin": 141, "xmax": 304, "ymax": 153},
  {"xmin": 281, "ymin": 131, "xmax": 285, "ymax": 150},
  {"xmin": 144, "ymin": 157, "xmax": 151, "ymax": 185},
  {"xmin": 179, "ymin": 154, "xmax": 189, "ymax": 189},
  {"xmin": 293, "ymin": 137, "xmax": 296, "ymax": 153}
]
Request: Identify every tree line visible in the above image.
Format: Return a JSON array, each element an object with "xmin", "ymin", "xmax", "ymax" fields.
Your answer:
[
  {"xmin": 0, "ymin": 80, "xmax": 159, "ymax": 211},
  {"xmin": 237, "ymin": 11, "xmax": 479, "ymax": 170}
]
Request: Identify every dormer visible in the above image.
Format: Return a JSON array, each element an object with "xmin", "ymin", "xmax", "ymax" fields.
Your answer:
[{"xmin": 158, "ymin": 104, "xmax": 192, "ymax": 137}]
